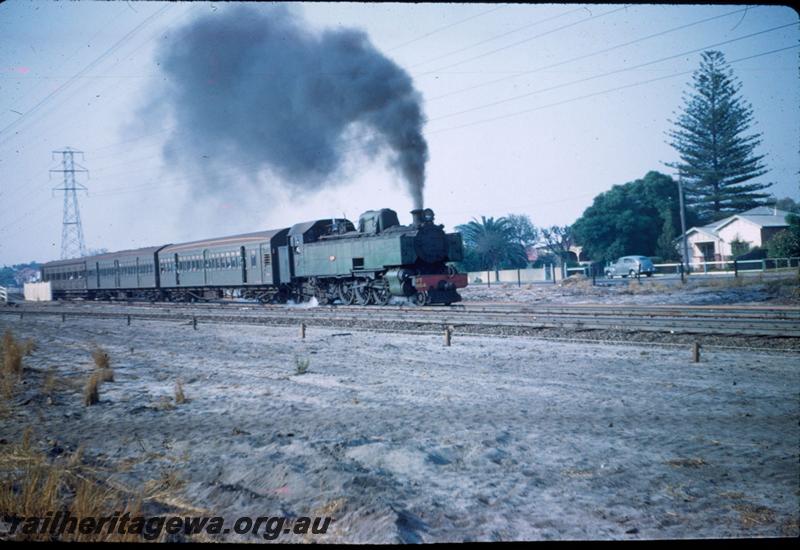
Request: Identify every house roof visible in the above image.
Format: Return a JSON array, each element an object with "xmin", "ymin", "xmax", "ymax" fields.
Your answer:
[{"xmin": 677, "ymin": 207, "xmax": 791, "ymax": 241}]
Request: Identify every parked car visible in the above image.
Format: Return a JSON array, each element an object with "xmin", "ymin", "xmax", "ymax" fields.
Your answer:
[{"xmin": 604, "ymin": 256, "xmax": 655, "ymax": 278}]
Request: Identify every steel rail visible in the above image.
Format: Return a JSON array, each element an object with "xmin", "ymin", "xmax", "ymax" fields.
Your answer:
[
  {"xmin": 9, "ymin": 299, "xmax": 800, "ymax": 319},
  {"xmin": 3, "ymin": 304, "xmax": 800, "ymax": 338}
]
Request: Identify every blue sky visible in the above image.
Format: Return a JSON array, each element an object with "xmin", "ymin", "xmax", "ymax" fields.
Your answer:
[{"xmin": 0, "ymin": 2, "xmax": 798, "ymax": 265}]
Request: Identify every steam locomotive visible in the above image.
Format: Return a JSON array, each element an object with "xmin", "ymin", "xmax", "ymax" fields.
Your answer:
[{"xmin": 40, "ymin": 208, "xmax": 468, "ymax": 306}]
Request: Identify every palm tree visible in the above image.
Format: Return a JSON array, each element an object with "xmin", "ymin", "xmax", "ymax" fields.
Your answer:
[{"xmin": 456, "ymin": 216, "xmax": 527, "ymax": 277}]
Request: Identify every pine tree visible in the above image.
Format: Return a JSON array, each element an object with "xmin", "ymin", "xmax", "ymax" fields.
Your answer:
[{"xmin": 666, "ymin": 50, "xmax": 771, "ymax": 223}]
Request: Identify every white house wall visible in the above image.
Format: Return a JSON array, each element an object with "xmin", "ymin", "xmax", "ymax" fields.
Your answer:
[
  {"xmin": 716, "ymin": 218, "xmax": 764, "ymax": 255},
  {"xmin": 685, "ymin": 231, "xmax": 723, "ymax": 261}
]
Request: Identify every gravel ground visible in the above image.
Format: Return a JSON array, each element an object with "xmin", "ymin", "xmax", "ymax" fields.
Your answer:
[
  {"xmin": 461, "ymin": 273, "xmax": 800, "ymax": 306},
  {"xmin": 1, "ymin": 314, "xmax": 797, "ymax": 542}
]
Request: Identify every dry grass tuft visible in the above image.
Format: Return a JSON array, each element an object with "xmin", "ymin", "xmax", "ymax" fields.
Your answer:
[
  {"xmin": 666, "ymin": 457, "xmax": 707, "ymax": 468},
  {"xmin": 42, "ymin": 367, "xmax": 57, "ymax": 400},
  {"xmin": 97, "ymin": 367, "xmax": 114, "ymax": 383},
  {"xmin": 2, "ymin": 330, "xmax": 24, "ymax": 377},
  {"xmin": 156, "ymin": 395, "xmax": 175, "ymax": 411},
  {"xmin": 89, "ymin": 346, "xmax": 114, "ymax": 382},
  {"xmin": 21, "ymin": 338, "xmax": 37, "ymax": 356},
  {"xmin": 174, "ymin": 380, "xmax": 186, "ymax": 404},
  {"xmin": 295, "ymin": 357, "xmax": 310, "ymax": 375},
  {"xmin": 0, "ymin": 433, "xmax": 161, "ymax": 541},
  {"xmin": 1, "ymin": 330, "xmax": 25, "ymax": 400},
  {"xmin": 83, "ymin": 372, "xmax": 101, "ymax": 406},
  {"xmin": 91, "ymin": 347, "xmax": 110, "ymax": 370},
  {"xmin": 732, "ymin": 503, "xmax": 776, "ymax": 528}
]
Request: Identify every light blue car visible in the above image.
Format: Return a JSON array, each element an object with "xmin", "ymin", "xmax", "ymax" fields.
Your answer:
[{"xmin": 604, "ymin": 256, "xmax": 655, "ymax": 278}]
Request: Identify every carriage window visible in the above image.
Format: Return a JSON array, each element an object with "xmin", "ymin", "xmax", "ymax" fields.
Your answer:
[{"xmin": 251, "ymin": 252, "xmax": 257, "ymax": 268}]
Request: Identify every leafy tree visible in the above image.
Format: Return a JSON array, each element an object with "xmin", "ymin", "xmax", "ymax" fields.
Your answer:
[
  {"xmin": 772, "ymin": 196, "xmax": 800, "ymax": 213},
  {"xmin": 767, "ymin": 213, "xmax": 800, "ymax": 258},
  {"xmin": 505, "ymin": 214, "xmax": 539, "ymax": 252},
  {"xmin": 456, "ymin": 216, "xmax": 527, "ymax": 275},
  {"xmin": 540, "ymin": 225, "xmax": 574, "ymax": 265},
  {"xmin": 0, "ymin": 262, "xmax": 40, "ymax": 287},
  {"xmin": 666, "ymin": 50, "xmax": 771, "ymax": 223},
  {"xmin": 655, "ymin": 210, "xmax": 681, "ymax": 261},
  {"xmin": 571, "ymin": 171, "xmax": 698, "ymax": 263},
  {"xmin": 730, "ymin": 237, "xmax": 751, "ymax": 258}
]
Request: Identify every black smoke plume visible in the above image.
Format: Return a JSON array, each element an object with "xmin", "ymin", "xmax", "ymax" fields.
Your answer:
[{"xmin": 150, "ymin": 4, "xmax": 428, "ymax": 208}]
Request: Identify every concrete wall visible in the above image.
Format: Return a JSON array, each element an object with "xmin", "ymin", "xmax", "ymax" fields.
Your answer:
[
  {"xmin": 24, "ymin": 281, "xmax": 52, "ymax": 301},
  {"xmin": 467, "ymin": 266, "xmax": 564, "ymax": 285}
]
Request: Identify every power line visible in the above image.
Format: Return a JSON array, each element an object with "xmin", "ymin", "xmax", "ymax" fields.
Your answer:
[
  {"xmin": 409, "ymin": 5, "xmax": 589, "ymax": 68},
  {"xmin": 426, "ymin": 5, "xmax": 756, "ymax": 103},
  {"xmin": 0, "ymin": 4, "xmax": 172, "ymax": 144},
  {"xmin": 418, "ymin": 4, "xmax": 632, "ymax": 75},
  {"xmin": 428, "ymin": 21, "xmax": 798, "ymax": 124},
  {"xmin": 386, "ymin": 5, "xmax": 506, "ymax": 52},
  {"xmin": 44, "ymin": 42, "xmax": 800, "ymax": 203},
  {"xmin": 426, "ymin": 44, "xmax": 800, "ymax": 136},
  {"xmin": 2, "ymin": 3, "xmax": 130, "ymax": 109}
]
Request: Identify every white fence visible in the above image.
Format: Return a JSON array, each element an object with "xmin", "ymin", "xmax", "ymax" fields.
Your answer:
[
  {"xmin": 23, "ymin": 281, "xmax": 52, "ymax": 301},
  {"xmin": 468, "ymin": 257, "xmax": 799, "ymax": 286},
  {"xmin": 565, "ymin": 257, "xmax": 800, "ymax": 277}
]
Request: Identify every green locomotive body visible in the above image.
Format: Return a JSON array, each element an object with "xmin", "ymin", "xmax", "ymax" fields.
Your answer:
[{"xmin": 285, "ymin": 208, "xmax": 466, "ymax": 305}]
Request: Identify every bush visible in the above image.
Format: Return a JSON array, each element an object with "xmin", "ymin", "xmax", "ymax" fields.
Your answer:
[
  {"xmin": 767, "ymin": 228, "xmax": 800, "ymax": 258},
  {"xmin": 735, "ymin": 246, "xmax": 767, "ymax": 261}
]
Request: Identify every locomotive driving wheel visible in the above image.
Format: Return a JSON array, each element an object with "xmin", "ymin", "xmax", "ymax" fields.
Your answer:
[
  {"xmin": 413, "ymin": 290, "xmax": 429, "ymax": 306},
  {"xmin": 338, "ymin": 280, "xmax": 355, "ymax": 305},
  {"xmin": 354, "ymin": 279, "xmax": 373, "ymax": 305},
  {"xmin": 371, "ymin": 280, "xmax": 391, "ymax": 306}
]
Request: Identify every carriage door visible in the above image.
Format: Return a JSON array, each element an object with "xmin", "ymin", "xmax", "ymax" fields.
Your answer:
[
  {"xmin": 114, "ymin": 260, "xmax": 120, "ymax": 288},
  {"xmin": 95, "ymin": 262, "xmax": 100, "ymax": 288},
  {"xmin": 174, "ymin": 253, "xmax": 180, "ymax": 286},
  {"xmin": 240, "ymin": 246, "xmax": 247, "ymax": 284},
  {"xmin": 202, "ymin": 250, "xmax": 208, "ymax": 285}
]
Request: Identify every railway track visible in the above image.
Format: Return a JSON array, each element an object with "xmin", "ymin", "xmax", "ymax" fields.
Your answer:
[{"xmin": 3, "ymin": 300, "xmax": 800, "ymax": 338}]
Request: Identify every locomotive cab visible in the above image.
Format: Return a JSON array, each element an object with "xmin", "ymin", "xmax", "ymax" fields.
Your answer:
[{"xmin": 358, "ymin": 209, "xmax": 400, "ymax": 234}]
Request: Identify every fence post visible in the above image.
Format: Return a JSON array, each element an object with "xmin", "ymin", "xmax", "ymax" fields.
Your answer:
[
  {"xmin": 761, "ymin": 259, "xmax": 766, "ymax": 272},
  {"xmin": 487, "ymin": 270, "xmax": 490, "ymax": 288},
  {"xmin": 679, "ymin": 263, "xmax": 685, "ymax": 284},
  {"xmin": 703, "ymin": 261, "xmax": 708, "ymax": 274},
  {"xmin": 733, "ymin": 259, "xmax": 738, "ymax": 278},
  {"xmin": 517, "ymin": 268, "xmax": 521, "ymax": 288},
  {"xmin": 592, "ymin": 265, "xmax": 596, "ymax": 286},
  {"xmin": 692, "ymin": 342, "xmax": 700, "ymax": 363}
]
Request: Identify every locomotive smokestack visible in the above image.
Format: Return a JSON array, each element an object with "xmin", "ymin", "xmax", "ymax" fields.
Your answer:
[{"xmin": 411, "ymin": 209, "xmax": 424, "ymax": 227}]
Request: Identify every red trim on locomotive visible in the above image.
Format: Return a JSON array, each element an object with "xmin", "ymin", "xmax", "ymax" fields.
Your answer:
[{"xmin": 413, "ymin": 273, "xmax": 468, "ymax": 291}]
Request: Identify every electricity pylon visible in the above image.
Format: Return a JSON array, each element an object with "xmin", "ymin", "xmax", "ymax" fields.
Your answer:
[{"xmin": 51, "ymin": 147, "xmax": 88, "ymax": 259}]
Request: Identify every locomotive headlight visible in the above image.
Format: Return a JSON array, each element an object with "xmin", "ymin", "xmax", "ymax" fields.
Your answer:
[{"xmin": 423, "ymin": 208, "xmax": 434, "ymax": 222}]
